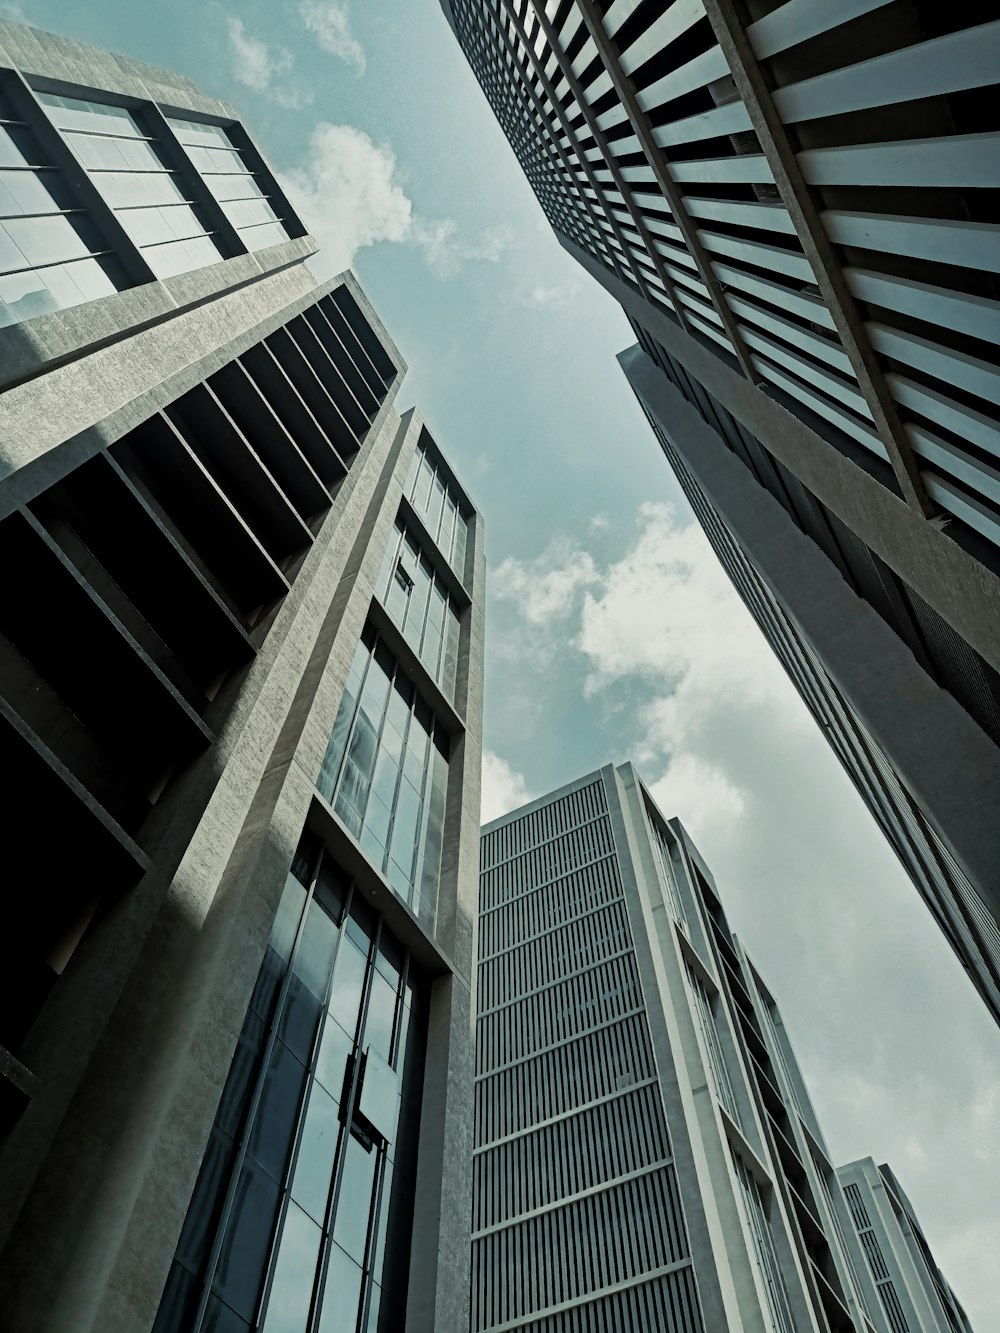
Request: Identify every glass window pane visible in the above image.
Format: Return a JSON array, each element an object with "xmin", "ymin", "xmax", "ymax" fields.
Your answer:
[
  {"xmin": 37, "ymin": 92, "xmax": 144, "ymax": 136},
  {"xmin": 0, "ymin": 169, "xmax": 56, "ymax": 215},
  {"xmin": 316, "ymin": 1017, "xmax": 354, "ymax": 1103},
  {"xmin": 360, "ymin": 820, "xmax": 387, "ymax": 870},
  {"xmin": 368, "ymin": 749, "xmax": 400, "ymax": 814},
  {"xmin": 0, "ymin": 267, "xmax": 57, "ymax": 320},
  {"xmin": 318, "ymin": 683, "xmax": 359, "ymax": 801},
  {"xmin": 365, "ymin": 1284, "xmax": 381, "ymax": 1333},
  {"xmin": 202, "ymin": 1295, "xmax": 251, "ymax": 1333},
  {"xmin": 261, "ymin": 1201, "xmax": 322, "ymax": 1333},
  {"xmin": 0, "ymin": 127, "xmax": 28, "ymax": 169},
  {"xmin": 328, "ymin": 937, "xmax": 368, "ymax": 1039},
  {"xmin": 291, "ymin": 1083, "xmax": 340, "ymax": 1225},
  {"xmin": 363, "ymin": 973, "xmax": 397, "ymax": 1066},
  {"xmin": 388, "ymin": 781, "xmax": 421, "ymax": 879},
  {"xmin": 412, "ymin": 453, "xmax": 433, "ymax": 512},
  {"xmin": 358, "ymin": 657, "xmax": 390, "ymax": 732},
  {"xmin": 427, "ymin": 475, "xmax": 445, "ymax": 538},
  {"xmin": 277, "ymin": 973, "xmax": 323, "ymax": 1063},
  {"xmin": 4, "ymin": 213, "xmax": 89, "ymax": 265},
  {"xmin": 217, "ymin": 1011, "xmax": 267, "ymax": 1138},
  {"xmin": 167, "ymin": 116, "xmax": 234, "ymax": 149},
  {"xmin": 438, "ymin": 501, "xmax": 455, "ymax": 565},
  {"xmin": 247, "ymin": 1041, "xmax": 308, "ymax": 1182},
  {"xmin": 213, "ymin": 1160, "xmax": 280, "ymax": 1320},
  {"xmin": 293, "ymin": 894, "xmax": 340, "ymax": 1000},
  {"xmin": 333, "ymin": 1137, "xmax": 377, "ymax": 1264},
  {"xmin": 244, "ymin": 220, "xmax": 290, "ymax": 251},
  {"xmin": 174, "ymin": 1127, "xmax": 236, "ymax": 1273},
  {"xmin": 152, "ymin": 1263, "xmax": 201, "ymax": 1333},
  {"xmin": 67, "ymin": 255, "xmax": 117, "ymax": 300},
  {"xmin": 317, "ymin": 1243, "xmax": 363, "ymax": 1333},
  {"xmin": 451, "ymin": 516, "xmax": 467, "ymax": 578}
]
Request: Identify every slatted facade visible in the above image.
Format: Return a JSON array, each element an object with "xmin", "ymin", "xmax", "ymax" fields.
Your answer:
[
  {"xmin": 444, "ymin": 0, "xmax": 1000, "ymax": 549},
  {"xmin": 474, "ymin": 777, "xmax": 707, "ymax": 1332},
  {"xmin": 442, "ymin": 0, "xmax": 1000, "ymax": 1035},
  {"xmin": 477, "ymin": 765, "xmax": 941, "ymax": 1332},
  {"xmin": 840, "ymin": 1163, "xmax": 974, "ymax": 1333}
]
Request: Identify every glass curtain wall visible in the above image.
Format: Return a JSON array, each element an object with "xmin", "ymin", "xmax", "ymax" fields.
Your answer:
[
  {"xmin": 317, "ymin": 627, "xmax": 448, "ymax": 926},
  {"xmin": 0, "ymin": 84, "xmax": 120, "ymax": 325},
  {"xmin": 166, "ymin": 117, "xmax": 291, "ymax": 252},
  {"xmin": 376, "ymin": 517, "xmax": 461, "ymax": 702},
  {"xmin": 38, "ymin": 92, "xmax": 224, "ymax": 279},
  {"xmin": 732, "ymin": 1152, "xmax": 796, "ymax": 1333},
  {"xmin": 404, "ymin": 438, "xmax": 468, "ymax": 579},
  {"xmin": 154, "ymin": 834, "xmax": 428, "ymax": 1333}
]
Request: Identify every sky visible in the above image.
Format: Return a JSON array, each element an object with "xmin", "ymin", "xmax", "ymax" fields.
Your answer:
[{"xmin": 7, "ymin": 0, "xmax": 998, "ymax": 1322}]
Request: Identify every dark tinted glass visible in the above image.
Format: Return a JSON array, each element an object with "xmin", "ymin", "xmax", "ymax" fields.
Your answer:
[
  {"xmin": 247, "ymin": 1041, "xmax": 308, "ymax": 1181},
  {"xmin": 213, "ymin": 1161, "xmax": 280, "ymax": 1320}
]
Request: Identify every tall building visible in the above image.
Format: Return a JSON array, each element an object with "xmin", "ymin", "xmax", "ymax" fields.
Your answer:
[
  {"xmin": 439, "ymin": 2, "xmax": 1000, "ymax": 1024},
  {"xmin": 0, "ymin": 22, "xmax": 484, "ymax": 1333},
  {"xmin": 474, "ymin": 762, "xmax": 952, "ymax": 1333},
  {"xmin": 840, "ymin": 1159, "xmax": 974, "ymax": 1333}
]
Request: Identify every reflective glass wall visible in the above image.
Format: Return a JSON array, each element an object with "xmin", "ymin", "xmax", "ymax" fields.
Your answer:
[
  {"xmin": 166, "ymin": 117, "xmax": 292, "ymax": 253},
  {"xmin": 154, "ymin": 834, "xmax": 428, "ymax": 1333},
  {"xmin": 404, "ymin": 435, "xmax": 468, "ymax": 580},
  {"xmin": 317, "ymin": 627, "xmax": 448, "ymax": 926},
  {"xmin": 0, "ymin": 84, "xmax": 121, "ymax": 325},
  {"xmin": 375, "ymin": 517, "xmax": 461, "ymax": 702},
  {"xmin": 38, "ymin": 93, "xmax": 225, "ymax": 279}
]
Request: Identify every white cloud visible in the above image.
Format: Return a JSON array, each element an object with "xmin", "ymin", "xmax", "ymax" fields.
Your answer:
[
  {"xmin": 226, "ymin": 16, "xmax": 293, "ymax": 91},
  {"xmin": 281, "ymin": 123, "xmax": 412, "ymax": 276},
  {"xmin": 481, "ymin": 751, "xmax": 533, "ymax": 824},
  {"xmin": 520, "ymin": 277, "xmax": 579, "ymax": 308},
  {"xmin": 0, "ymin": 3, "xmax": 27, "ymax": 20},
  {"xmin": 493, "ymin": 501, "xmax": 807, "ymax": 843},
  {"xmin": 224, "ymin": 15, "xmax": 311, "ymax": 108},
  {"xmin": 646, "ymin": 754, "xmax": 745, "ymax": 845},
  {"xmin": 298, "ymin": 0, "xmax": 366, "ymax": 76},
  {"xmin": 410, "ymin": 218, "xmax": 514, "ymax": 277},
  {"xmin": 493, "ymin": 536, "xmax": 599, "ymax": 626},
  {"xmin": 588, "ymin": 514, "xmax": 610, "ymax": 533},
  {"xmin": 280, "ymin": 124, "xmax": 512, "ymax": 279}
]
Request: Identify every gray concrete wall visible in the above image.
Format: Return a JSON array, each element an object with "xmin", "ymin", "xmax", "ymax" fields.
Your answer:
[
  {"xmin": 0, "ymin": 263, "xmax": 481, "ymax": 1333},
  {"xmin": 622, "ymin": 345, "xmax": 1000, "ymax": 929}
]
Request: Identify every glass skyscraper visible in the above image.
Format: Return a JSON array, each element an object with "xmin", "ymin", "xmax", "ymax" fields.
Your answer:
[{"xmin": 0, "ymin": 20, "xmax": 484, "ymax": 1333}]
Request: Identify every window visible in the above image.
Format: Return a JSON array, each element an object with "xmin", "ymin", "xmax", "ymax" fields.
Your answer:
[
  {"xmin": 405, "ymin": 436, "xmax": 469, "ymax": 579},
  {"xmin": 317, "ymin": 627, "xmax": 449, "ymax": 925},
  {"xmin": 167, "ymin": 116, "xmax": 292, "ymax": 252},
  {"xmin": 732, "ymin": 1153, "xmax": 795, "ymax": 1333},
  {"xmin": 153, "ymin": 839, "xmax": 428, "ymax": 1333},
  {"xmin": 377, "ymin": 518, "xmax": 462, "ymax": 701},
  {"xmin": 0, "ymin": 86, "xmax": 121, "ymax": 326},
  {"xmin": 38, "ymin": 92, "xmax": 224, "ymax": 279},
  {"xmin": 685, "ymin": 964, "xmax": 740, "ymax": 1124}
]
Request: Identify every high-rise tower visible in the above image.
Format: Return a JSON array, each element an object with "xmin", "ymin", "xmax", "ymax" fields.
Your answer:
[
  {"xmin": 840, "ymin": 1159, "xmax": 974, "ymax": 1333},
  {"xmin": 474, "ymin": 763, "xmax": 960, "ymax": 1333},
  {"xmin": 439, "ymin": 1, "xmax": 1000, "ymax": 1024},
  {"xmin": 0, "ymin": 22, "xmax": 484, "ymax": 1333}
]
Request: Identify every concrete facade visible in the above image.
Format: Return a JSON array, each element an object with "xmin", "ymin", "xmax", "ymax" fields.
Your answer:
[
  {"xmin": 474, "ymin": 763, "xmax": 900, "ymax": 1333},
  {"xmin": 439, "ymin": 0, "xmax": 1000, "ymax": 1028},
  {"xmin": 839, "ymin": 1159, "xmax": 974, "ymax": 1333},
  {"xmin": 0, "ymin": 26, "xmax": 483, "ymax": 1333}
]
